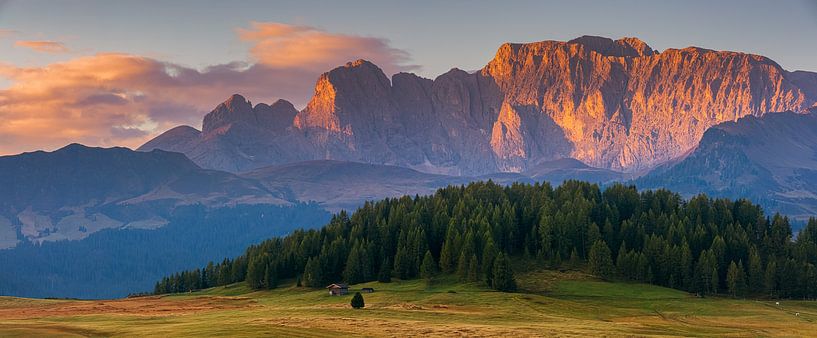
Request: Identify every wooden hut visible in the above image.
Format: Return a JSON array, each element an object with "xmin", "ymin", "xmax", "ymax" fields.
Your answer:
[{"xmin": 326, "ymin": 283, "xmax": 349, "ymax": 296}]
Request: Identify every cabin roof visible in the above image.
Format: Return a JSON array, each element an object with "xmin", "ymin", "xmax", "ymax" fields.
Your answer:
[{"xmin": 326, "ymin": 283, "xmax": 349, "ymax": 289}]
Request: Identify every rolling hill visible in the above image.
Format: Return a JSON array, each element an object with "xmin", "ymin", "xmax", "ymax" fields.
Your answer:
[{"xmin": 636, "ymin": 109, "xmax": 817, "ymax": 220}]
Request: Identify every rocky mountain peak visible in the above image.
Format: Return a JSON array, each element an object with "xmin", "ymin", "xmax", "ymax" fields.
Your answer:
[
  {"xmin": 295, "ymin": 59, "xmax": 393, "ymax": 133},
  {"xmin": 223, "ymin": 93, "xmax": 252, "ymax": 110},
  {"xmin": 568, "ymin": 35, "xmax": 655, "ymax": 57},
  {"xmin": 202, "ymin": 94, "xmax": 254, "ymax": 134}
]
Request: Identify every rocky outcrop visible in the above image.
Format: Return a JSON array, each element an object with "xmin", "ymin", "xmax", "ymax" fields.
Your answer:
[
  {"xmin": 141, "ymin": 36, "xmax": 817, "ymax": 174},
  {"xmin": 481, "ymin": 37, "xmax": 813, "ymax": 171}
]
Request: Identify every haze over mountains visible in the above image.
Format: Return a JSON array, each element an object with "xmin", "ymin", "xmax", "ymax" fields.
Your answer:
[{"xmin": 141, "ymin": 35, "xmax": 817, "ymax": 175}]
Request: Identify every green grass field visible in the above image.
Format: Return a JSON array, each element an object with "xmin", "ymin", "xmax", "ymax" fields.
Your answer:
[{"xmin": 1, "ymin": 269, "xmax": 815, "ymax": 337}]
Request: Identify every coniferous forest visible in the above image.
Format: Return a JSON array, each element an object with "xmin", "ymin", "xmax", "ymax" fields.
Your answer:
[{"xmin": 155, "ymin": 180, "xmax": 817, "ymax": 299}]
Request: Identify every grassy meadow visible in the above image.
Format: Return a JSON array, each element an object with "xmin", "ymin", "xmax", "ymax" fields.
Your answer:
[{"xmin": 1, "ymin": 269, "xmax": 815, "ymax": 337}]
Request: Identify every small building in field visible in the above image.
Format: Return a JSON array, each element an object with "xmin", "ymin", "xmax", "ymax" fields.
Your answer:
[
  {"xmin": 361, "ymin": 287, "xmax": 374, "ymax": 293},
  {"xmin": 326, "ymin": 283, "xmax": 349, "ymax": 296}
]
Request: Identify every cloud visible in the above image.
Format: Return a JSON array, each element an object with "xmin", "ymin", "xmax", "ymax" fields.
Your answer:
[
  {"xmin": 238, "ymin": 22, "xmax": 418, "ymax": 76},
  {"xmin": 15, "ymin": 40, "xmax": 69, "ymax": 53},
  {"xmin": 0, "ymin": 54, "xmax": 315, "ymax": 154},
  {"xmin": 0, "ymin": 22, "xmax": 416, "ymax": 155},
  {"xmin": 0, "ymin": 29, "xmax": 17, "ymax": 38}
]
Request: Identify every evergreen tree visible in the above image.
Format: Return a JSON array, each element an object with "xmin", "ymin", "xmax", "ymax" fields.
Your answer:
[
  {"xmin": 468, "ymin": 254, "xmax": 480, "ymax": 281},
  {"xmin": 456, "ymin": 251, "xmax": 470, "ymax": 280},
  {"xmin": 303, "ymin": 257, "xmax": 323, "ymax": 287},
  {"xmin": 616, "ymin": 242, "xmax": 628, "ymax": 275},
  {"xmin": 246, "ymin": 256, "xmax": 265, "ymax": 289},
  {"xmin": 491, "ymin": 253, "xmax": 517, "ymax": 292},
  {"xmin": 587, "ymin": 223, "xmax": 602, "ymax": 255},
  {"xmin": 747, "ymin": 246, "xmax": 763, "ymax": 292},
  {"xmin": 264, "ymin": 263, "xmax": 278, "ymax": 289},
  {"xmin": 438, "ymin": 225, "xmax": 459, "ymax": 273},
  {"xmin": 420, "ymin": 250, "xmax": 437, "ymax": 280},
  {"xmin": 764, "ymin": 260, "xmax": 777, "ymax": 296},
  {"xmin": 350, "ymin": 292, "xmax": 365, "ymax": 309},
  {"xmin": 482, "ymin": 236, "xmax": 498, "ymax": 284},
  {"xmin": 726, "ymin": 261, "xmax": 742, "ymax": 297},
  {"xmin": 588, "ymin": 240, "xmax": 614, "ymax": 280},
  {"xmin": 377, "ymin": 257, "xmax": 392, "ymax": 283},
  {"xmin": 568, "ymin": 248, "xmax": 580, "ymax": 268},
  {"xmin": 343, "ymin": 244, "xmax": 363, "ymax": 284}
]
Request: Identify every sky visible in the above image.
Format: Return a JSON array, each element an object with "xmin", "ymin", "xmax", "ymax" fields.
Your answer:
[{"xmin": 1, "ymin": 0, "xmax": 816, "ymax": 155}]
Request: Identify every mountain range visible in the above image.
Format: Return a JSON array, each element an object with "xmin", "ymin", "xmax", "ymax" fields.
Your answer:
[{"xmin": 140, "ymin": 35, "xmax": 817, "ymax": 175}]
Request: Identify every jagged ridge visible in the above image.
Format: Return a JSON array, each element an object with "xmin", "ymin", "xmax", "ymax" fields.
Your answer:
[{"xmin": 140, "ymin": 36, "xmax": 817, "ymax": 174}]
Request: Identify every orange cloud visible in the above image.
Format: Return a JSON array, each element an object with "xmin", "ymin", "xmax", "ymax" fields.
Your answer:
[
  {"xmin": 0, "ymin": 54, "xmax": 316, "ymax": 154},
  {"xmin": 0, "ymin": 22, "xmax": 415, "ymax": 155},
  {"xmin": 0, "ymin": 29, "xmax": 17, "ymax": 38},
  {"xmin": 15, "ymin": 40, "xmax": 69, "ymax": 53},
  {"xmin": 238, "ymin": 22, "xmax": 417, "ymax": 76}
]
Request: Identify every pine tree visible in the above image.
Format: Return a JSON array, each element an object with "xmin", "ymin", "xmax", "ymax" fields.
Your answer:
[
  {"xmin": 456, "ymin": 251, "xmax": 470, "ymax": 280},
  {"xmin": 246, "ymin": 256, "xmax": 265, "ymax": 289},
  {"xmin": 588, "ymin": 240, "xmax": 614, "ymax": 280},
  {"xmin": 468, "ymin": 254, "xmax": 480, "ymax": 281},
  {"xmin": 747, "ymin": 246, "xmax": 763, "ymax": 292},
  {"xmin": 587, "ymin": 222, "xmax": 601, "ymax": 255},
  {"xmin": 616, "ymin": 242, "xmax": 628, "ymax": 277},
  {"xmin": 377, "ymin": 257, "xmax": 392, "ymax": 283},
  {"xmin": 539, "ymin": 213, "xmax": 553, "ymax": 259},
  {"xmin": 303, "ymin": 257, "xmax": 323, "ymax": 287},
  {"xmin": 764, "ymin": 260, "xmax": 777, "ymax": 296},
  {"xmin": 439, "ymin": 225, "xmax": 459, "ymax": 273},
  {"xmin": 264, "ymin": 263, "xmax": 278, "ymax": 289},
  {"xmin": 350, "ymin": 292, "xmax": 365, "ymax": 309},
  {"xmin": 491, "ymin": 253, "xmax": 517, "ymax": 292},
  {"xmin": 737, "ymin": 261, "xmax": 747, "ymax": 296},
  {"xmin": 710, "ymin": 268, "xmax": 719, "ymax": 294},
  {"xmin": 420, "ymin": 250, "xmax": 437, "ymax": 280},
  {"xmin": 482, "ymin": 236, "xmax": 498, "ymax": 284},
  {"xmin": 343, "ymin": 244, "xmax": 363, "ymax": 284},
  {"xmin": 569, "ymin": 248, "xmax": 580, "ymax": 268},
  {"xmin": 726, "ymin": 261, "xmax": 741, "ymax": 297}
]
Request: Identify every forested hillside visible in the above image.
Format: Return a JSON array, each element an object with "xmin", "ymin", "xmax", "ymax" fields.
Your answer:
[
  {"xmin": 0, "ymin": 204, "xmax": 329, "ymax": 298},
  {"xmin": 156, "ymin": 181, "xmax": 817, "ymax": 299}
]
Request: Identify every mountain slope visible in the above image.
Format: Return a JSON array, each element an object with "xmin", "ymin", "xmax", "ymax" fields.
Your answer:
[
  {"xmin": 242, "ymin": 159, "xmax": 627, "ymax": 212},
  {"xmin": 0, "ymin": 144, "xmax": 330, "ymax": 298},
  {"xmin": 0, "ymin": 144, "xmax": 287, "ymax": 247},
  {"xmin": 243, "ymin": 160, "xmax": 464, "ymax": 212},
  {"xmin": 636, "ymin": 109, "xmax": 817, "ymax": 219},
  {"xmin": 142, "ymin": 36, "xmax": 817, "ymax": 175}
]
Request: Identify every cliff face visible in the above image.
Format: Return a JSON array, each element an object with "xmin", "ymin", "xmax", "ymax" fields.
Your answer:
[
  {"xmin": 141, "ymin": 36, "xmax": 817, "ymax": 174},
  {"xmin": 481, "ymin": 38, "xmax": 813, "ymax": 171}
]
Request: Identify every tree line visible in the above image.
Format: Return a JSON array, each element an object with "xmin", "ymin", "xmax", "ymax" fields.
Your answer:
[{"xmin": 155, "ymin": 180, "xmax": 817, "ymax": 299}]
